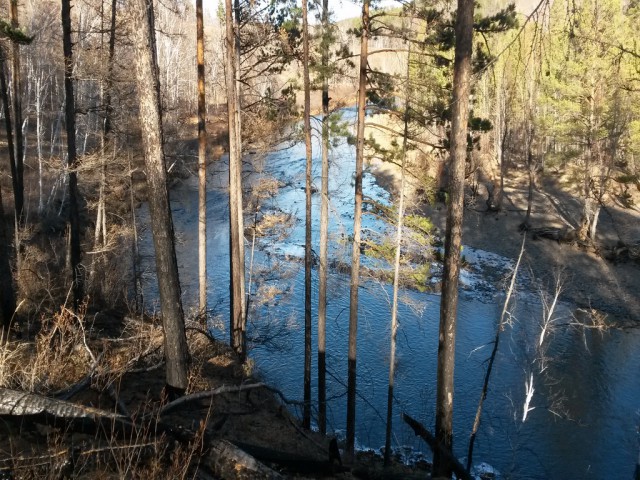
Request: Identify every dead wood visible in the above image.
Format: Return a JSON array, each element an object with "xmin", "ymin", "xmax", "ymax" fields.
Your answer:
[
  {"xmin": 0, "ymin": 388, "xmax": 291, "ymax": 480},
  {"xmin": 401, "ymin": 412, "xmax": 471, "ymax": 480},
  {"xmin": 0, "ymin": 387, "xmax": 193, "ymax": 443},
  {"xmin": 0, "ymin": 387, "xmax": 128, "ymax": 420},
  {"xmin": 159, "ymin": 382, "xmax": 265, "ymax": 416},
  {"xmin": 232, "ymin": 440, "xmax": 347, "ymax": 475},
  {"xmin": 206, "ymin": 440, "xmax": 284, "ymax": 479}
]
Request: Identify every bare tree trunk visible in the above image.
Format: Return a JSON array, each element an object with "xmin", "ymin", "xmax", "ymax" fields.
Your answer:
[
  {"xmin": 0, "ymin": 47, "xmax": 18, "ymax": 220},
  {"xmin": 346, "ymin": 0, "xmax": 369, "ymax": 460},
  {"xmin": 128, "ymin": 154, "xmax": 141, "ymax": 313},
  {"xmin": 384, "ymin": 89, "xmax": 409, "ymax": 468},
  {"xmin": 225, "ymin": 0, "xmax": 246, "ymax": 361},
  {"xmin": 302, "ymin": 0, "xmax": 313, "ymax": 430},
  {"xmin": 196, "ymin": 0, "xmax": 208, "ymax": 319},
  {"xmin": 35, "ymin": 73, "xmax": 44, "ymax": 215},
  {"xmin": 132, "ymin": 0, "xmax": 190, "ymax": 395},
  {"xmin": 0, "ymin": 182, "xmax": 16, "ymax": 342},
  {"xmin": 433, "ymin": 1, "xmax": 474, "ymax": 477},
  {"xmin": 317, "ymin": 0, "xmax": 330, "ymax": 436},
  {"xmin": 10, "ymin": 0, "xmax": 24, "ymax": 223},
  {"xmin": 61, "ymin": 0, "xmax": 83, "ymax": 310},
  {"xmin": 233, "ymin": 0, "xmax": 244, "ymax": 311},
  {"xmin": 467, "ymin": 236, "xmax": 525, "ymax": 470},
  {"xmin": 523, "ymin": 128, "xmax": 535, "ymax": 228}
]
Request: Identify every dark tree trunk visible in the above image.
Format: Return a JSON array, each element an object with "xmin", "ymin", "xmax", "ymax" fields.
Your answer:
[
  {"xmin": 317, "ymin": 0, "xmax": 330, "ymax": 436},
  {"xmin": 0, "ymin": 47, "xmax": 18, "ymax": 222},
  {"xmin": 346, "ymin": 0, "xmax": 369, "ymax": 460},
  {"xmin": 0, "ymin": 182, "xmax": 16, "ymax": 342},
  {"xmin": 131, "ymin": 0, "xmax": 190, "ymax": 393},
  {"xmin": 225, "ymin": 0, "xmax": 246, "ymax": 361},
  {"xmin": 434, "ymin": 0, "xmax": 474, "ymax": 478},
  {"xmin": 302, "ymin": 0, "xmax": 313, "ymax": 430},
  {"xmin": 103, "ymin": 0, "xmax": 117, "ymax": 138},
  {"xmin": 10, "ymin": 0, "xmax": 23, "ymax": 223},
  {"xmin": 196, "ymin": 0, "xmax": 208, "ymax": 319},
  {"xmin": 61, "ymin": 0, "xmax": 83, "ymax": 310},
  {"xmin": 0, "ymin": 47, "xmax": 21, "ymax": 282}
]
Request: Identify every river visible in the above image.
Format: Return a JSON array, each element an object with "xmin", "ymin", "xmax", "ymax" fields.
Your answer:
[{"xmin": 139, "ymin": 112, "xmax": 640, "ymax": 479}]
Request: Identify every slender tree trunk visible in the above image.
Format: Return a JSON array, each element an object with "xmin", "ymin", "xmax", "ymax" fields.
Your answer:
[
  {"xmin": 467, "ymin": 236, "xmax": 525, "ymax": 470},
  {"xmin": 131, "ymin": 0, "xmax": 190, "ymax": 395},
  {"xmin": 0, "ymin": 182, "xmax": 16, "ymax": 342},
  {"xmin": 129, "ymin": 153, "xmax": 142, "ymax": 313},
  {"xmin": 384, "ymin": 91, "xmax": 409, "ymax": 468},
  {"xmin": 384, "ymin": 28, "xmax": 414, "ymax": 463},
  {"xmin": 35, "ymin": 74, "xmax": 43, "ymax": 215},
  {"xmin": 196, "ymin": 0, "xmax": 208, "ymax": 319},
  {"xmin": 302, "ymin": 0, "xmax": 313, "ymax": 430},
  {"xmin": 0, "ymin": 48, "xmax": 18, "ymax": 221},
  {"xmin": 61, "ymin": 0, "xmax": 83, "ymax": 310},
  {"xmin": 225, "ymin": 0, "xmax": 246, "ymax": 361},
  {"xmin": 317, "ymin": 0, "xmax": 330, "ymax": 436},
  {"xmin": 523, "ymin": 125, "xmax": 535, "ymax": 228},
  {"xmin": 346, "ymin": 0, "xmax": 369, "ymax": 460},
  {"xmin": 433, "ymin": 1, "xmax": 474, "ymax": 477},
  {"xmin": 233, "ymin": 0, "xmax": 245, "ymax": 320},
  {"xmin": 10, "ymin": 0, "xmax": 24, "ymax": 223},
  {"xmin": 0, "ymin": 47, "xmax": 21, "ymax": 281}
]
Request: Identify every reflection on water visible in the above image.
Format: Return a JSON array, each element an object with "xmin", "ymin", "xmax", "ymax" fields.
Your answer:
[{"xmin": 140, "ymin": 114, "xmax": 640, "ymax": 480}]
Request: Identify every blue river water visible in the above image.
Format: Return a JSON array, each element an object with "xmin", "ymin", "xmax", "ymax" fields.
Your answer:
[{"xmin": 139, "ymin": 114, "xmax": 640, "ymax": 479}]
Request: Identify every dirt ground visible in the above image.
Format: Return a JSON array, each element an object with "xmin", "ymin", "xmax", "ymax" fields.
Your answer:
[{"xmin": 371, "ymin": 156, "xmax": 640, "ymax": 325}]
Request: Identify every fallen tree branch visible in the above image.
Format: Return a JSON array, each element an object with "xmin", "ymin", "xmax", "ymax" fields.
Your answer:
[
  {"xmin": 159, "ymin": 383, "xmax": 266, "ymax": 416},
  {"xmin": 401, "ymin": 412, "xmax": 471, "ymax": 480}
]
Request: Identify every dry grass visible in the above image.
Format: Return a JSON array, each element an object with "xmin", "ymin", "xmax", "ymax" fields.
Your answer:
[{"xmin": 0, "ymin": 305, "xmax": 217, "ymax": 479}]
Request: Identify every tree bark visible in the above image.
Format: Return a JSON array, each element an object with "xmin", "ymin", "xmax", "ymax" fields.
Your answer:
[
  {"xmin": 131, "ymin": 0, "xmax": 189, "ymax": 393},
  {"xmin": 434, "ymin": 0, "xmax": 474, "ymax": 477},
  {"xmin": 196, "ymin": 0, "xmax": 208, "ymax": 319},
  {"xmin": 225, "ymin": 0, "xmax": 246, "ymax": 361},
  {"xmin": 346, "ymin": 0, "xmax": 369, "ymax": 460},
  {"xmin": 302, "ymin": 0, "xmax": 313, "ymax": 430},
  {"xmin": 0, "ymin": 182, "xmax": 16, "ymax": 341},
  {"xmin": 317, "ymin": 0, "xmax": 330, "ymax": 436},
  {"xmin": 10, "ymin": 0, "xmax": 23, "ymax": 223},
  {"xmin": 384, "ymin": 41, "xmax": 411, "ymax": 467},
  {"xmin": 61, "ymin": 0, "xmax": 83, "ymax": 310},
  {"xmin": 0, "ymin": 49, "xmax": 17, "ymax": 218}
]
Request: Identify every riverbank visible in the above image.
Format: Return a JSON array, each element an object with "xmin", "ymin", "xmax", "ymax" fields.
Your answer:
[{"xmin": 367, "ymin": 150, "xmax": 640, "ymax": 326}]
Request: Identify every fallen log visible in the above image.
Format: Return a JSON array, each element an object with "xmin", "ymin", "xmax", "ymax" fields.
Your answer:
[
  {"xmin": 159, "ymin": 382, "xmax": 265, "ymax": 416},
  {"xmin": 206, "ymin": 440, "xmax": 284, "ymax": 479},
  {"xmin": 0, "ymin": 388, "xmax": 288, "ymax": 480},
  {"xmin": 0, "ymin": 387, "xmax": 128, "ymax": 421},
  {"xmin": 401, "ymin": 413, "xmax": 471, "ymax": 480},
  {"xmin": 232, "ymin": 440, "xmax": 347, "ymax": 475}
]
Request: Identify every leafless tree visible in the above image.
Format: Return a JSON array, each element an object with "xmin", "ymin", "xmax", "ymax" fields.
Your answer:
[
  {"xmin": 61, "ymin": 0, "xmax": 83, "ymax": 309},
  {"xmin": 196, "ymin": 0, "xmax": 208, "ymax": 319},
  {"xmin": 301, "ymin": 0, "xmax": 312, "ymax": 430},
  {"xmin": 225, "ymin": 0, "xmax": 247, "ymax": 361},
  {"xmin": 131, "ymin": 0, "xmax": 190, "ymax": 395},
  {"xmin": 346, "ymin": 0, "xmax": 370, "ymax": 461}
]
